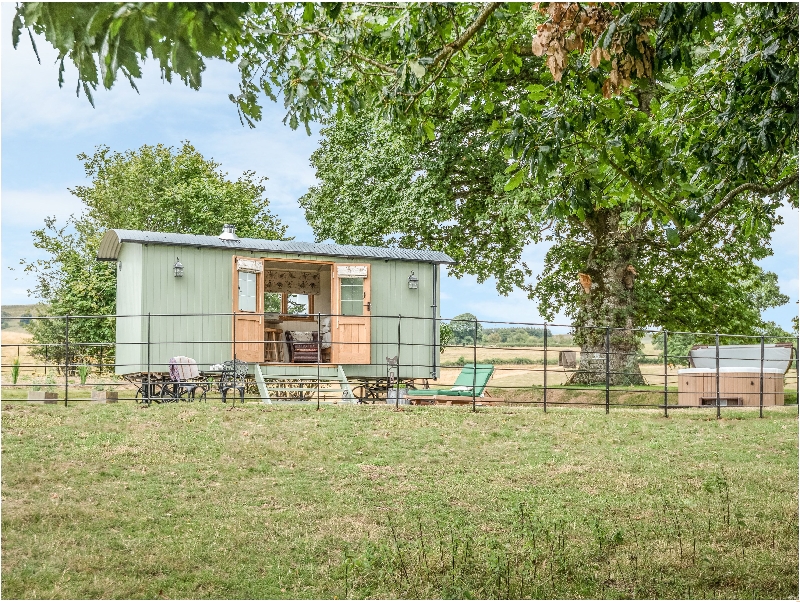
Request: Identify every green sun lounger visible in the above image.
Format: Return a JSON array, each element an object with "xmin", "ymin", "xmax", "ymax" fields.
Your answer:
[{"xmin": 406, "ymin": 364, "xmax": 503, "ymax": 405}]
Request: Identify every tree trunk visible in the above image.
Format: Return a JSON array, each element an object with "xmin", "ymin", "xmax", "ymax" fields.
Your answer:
[{"xmin": 568, "ymin": 210, "xmax": 646, "ymax": 386}]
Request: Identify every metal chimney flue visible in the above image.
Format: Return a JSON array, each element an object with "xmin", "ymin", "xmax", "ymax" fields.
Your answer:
[{"xmin": 219, "ymin": 224, "xmax": 239, "ymax": 241}]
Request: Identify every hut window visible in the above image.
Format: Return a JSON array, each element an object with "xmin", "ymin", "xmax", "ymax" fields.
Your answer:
[
  {"xmin": 341, "ymin": 278, "xmax": 364, "ymax": 316},
  {"xmin": 238, "ymin": 271, "xmax": 257, "ymax": 312},
  {"xmin": 264, "ymin": 292, "xmax": 315, "ymax": 316},
  {"xmin": 287, "ymin": 294, "xmax": 313, "ymax": 316}
]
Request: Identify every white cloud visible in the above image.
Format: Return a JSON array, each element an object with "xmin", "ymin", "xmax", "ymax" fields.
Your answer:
[
  {"xmin": 1, "ymin": 4, "xmax": 241, "ymax": 138},
  {"xmin": 1, "ymin": 189, "xmax": 83, "ymax": 228}
]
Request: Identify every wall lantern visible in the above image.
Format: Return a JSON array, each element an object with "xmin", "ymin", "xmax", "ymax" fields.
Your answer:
[
  {"xmin": 173, "ymin": 257, "xmax": 184, "ymax": 278},
  {"xmin": 408, "ymin": 270, "xmax": 419, "ymax": 289}
]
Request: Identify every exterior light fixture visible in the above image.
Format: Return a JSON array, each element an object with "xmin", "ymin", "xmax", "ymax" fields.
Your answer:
[
  {"xmin": 408, "ymin": 270, "xmax": 419, "ymax": 289},
  {"xmin": 174, "ymin": 257, "xmax": 184, "ymax": 278}
]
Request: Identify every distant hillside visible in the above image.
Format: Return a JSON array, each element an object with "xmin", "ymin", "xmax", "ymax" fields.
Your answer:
[{"xmin": 1, "ymin": 304, "xmax": 45, "ymax": 330}]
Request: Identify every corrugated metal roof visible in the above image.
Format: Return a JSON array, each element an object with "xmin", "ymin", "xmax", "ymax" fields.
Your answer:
[{"xmin": 97, "ymin": 229, "xmax": 456, "ymax": 264}]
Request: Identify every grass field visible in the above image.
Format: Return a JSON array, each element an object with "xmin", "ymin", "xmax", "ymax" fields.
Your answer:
[{"xmin": 1, "ymin": 401, "xmax": 797, "ymax": 599}]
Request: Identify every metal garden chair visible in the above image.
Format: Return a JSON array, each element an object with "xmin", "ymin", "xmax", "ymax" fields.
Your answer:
[{"xmin": 219, "ymin": 359, "xmax": 248, "ymax": 404}]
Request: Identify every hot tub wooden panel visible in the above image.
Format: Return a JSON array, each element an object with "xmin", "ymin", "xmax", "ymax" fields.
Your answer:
[{"xmin": 677, "ymin": 369, "xmax": 785, "ymax": 406}]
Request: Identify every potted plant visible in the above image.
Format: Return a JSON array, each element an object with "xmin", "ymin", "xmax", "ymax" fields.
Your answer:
[
  {"xmin": 28, "ymin": 380, "xmax": 58, "ymax": 403},
  {"xmin": 91, "ymin": 385, "xmax": 118, "ymax": 403}
]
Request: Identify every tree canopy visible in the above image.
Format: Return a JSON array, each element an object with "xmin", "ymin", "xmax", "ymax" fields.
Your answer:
[
  {"xmin": 21, "ymin": 142, "xmax": 286, "ymax": 366},
  {"xmin": 14, "ymin": 2, "xmax": 798, "ymax": 382}
]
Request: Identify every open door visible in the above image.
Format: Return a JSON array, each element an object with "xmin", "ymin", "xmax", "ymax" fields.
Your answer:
[
  {"xmin": 331, "ymin": 264, "xmax": 371, "ymax": 364},
  {"xmin": 232, "ymin": 256, "xmax": 264, "ymax": 363}
]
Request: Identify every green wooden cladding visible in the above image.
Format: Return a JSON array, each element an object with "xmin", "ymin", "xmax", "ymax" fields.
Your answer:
[{"xmin": 114, "ymin": 242, "xmax": 441, "ymax": 379}]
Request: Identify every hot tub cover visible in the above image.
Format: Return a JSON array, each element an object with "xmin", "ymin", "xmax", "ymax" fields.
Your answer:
[{"xmin": 688, "ymin": 344, "xmax": 795, "ymax": 373}]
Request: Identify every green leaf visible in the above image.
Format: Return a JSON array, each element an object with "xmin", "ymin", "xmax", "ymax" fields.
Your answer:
[
  {"xmin": 409, "ymin": 60, "xmax": 425, "ymax": 79},
  {"xmin": 762, "ymin": 40, "xmax": 780, "ymax": 57},
  {"xmin": 11, "ymin": 11, "xmax": 22, "ymax": 48},
  {"xmin": 504, "ymin": 170, "xmax": 524, "ymax": 191},
  {"xmin": 422, "ymin": 120, "xmax": 435, "ymax": 141},
  {"xmin": 673, "ymin": 76, "xmax": 689, "ymax": 90},
  {"xmin": 666, "ymin": 228, "xmax": 680, "ymax": 246}
]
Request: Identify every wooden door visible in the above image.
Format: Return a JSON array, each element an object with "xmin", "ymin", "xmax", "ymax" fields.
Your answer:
[
  {"xmin": 232, "ymin": 256, "xmax": 264, "ymax": 363},
  {"xmin": 331, "ymin": 264, "xmax": 371, "ymax": 364}
]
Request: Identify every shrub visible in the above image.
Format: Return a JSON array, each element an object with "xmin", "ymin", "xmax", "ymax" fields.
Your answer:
[
  {"xmin": 77, "ymin": 364, "xmax": 91, "ymax": 385},
  {"xmin": 10, "ymin": 357, "xmax": 20, "ymax": 384}
]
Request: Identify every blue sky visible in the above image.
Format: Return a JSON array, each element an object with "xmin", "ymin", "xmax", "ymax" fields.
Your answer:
[{"xmin": 2, "ymin": 4, "xmax": 797, "ymax": 330}]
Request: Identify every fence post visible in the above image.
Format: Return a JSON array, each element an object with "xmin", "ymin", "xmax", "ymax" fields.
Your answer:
[
  {"xmin": 472, "ymin": 318, "xmax": 478, "ymax": 413},
  {"xmin": 543, "ymin": 323, "xmax": 548, "ymax": 413},
  {"xmin": 317, "ymin": 313, "xmax": 321, "ymax": 411},
  {"xmin": 396, "ymin": 315, "xmax": 401, "ymax": 410},
  {"xmin": 715, "ymin": 332, "xmax": 720, "ymax": 419},
  {"xmin": 64, "ymin": 315, "xmax": 69, "ymax": 407},
  {"xmin": 796, "ymin": 335, "xmax": 799, "ymax": 417},
  {"xmin": 146, "ymin": 312, "xmax": 151, "ymax": 404},
  {"xmin": 99, "ymin": 346, "xmax": 104, "ymax": 376},
  {"xmin": 759, "ymin": 335, "xmax": 764, "ymax": 419},
  {"xmin": 45, "ymin": 344, "xmax": 48, "ymax": 376},
  {"xmin": 232, "ymin": 310, "xmax": 237, "ymax": 407},
  {"xmin": 605, "ymin": 327, "xmax": 610, "ymax": 414},
  {"xmin": 663, "ymin": 330, "xmax": 669, "ymax": 418}
]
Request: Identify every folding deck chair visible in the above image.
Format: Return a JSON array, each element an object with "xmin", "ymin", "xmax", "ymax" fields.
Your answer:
[{"xmin": 405, "ymin": 364, "xmax": 504, "ymax": 406}]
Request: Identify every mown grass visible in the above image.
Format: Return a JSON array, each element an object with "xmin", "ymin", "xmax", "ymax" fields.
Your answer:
[{"xmin": 1, "ymin": 401, "xmax": 797, "ymax": 599}]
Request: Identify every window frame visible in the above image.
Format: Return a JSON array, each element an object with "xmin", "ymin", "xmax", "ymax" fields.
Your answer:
[
  {"xmin": 238, "ymin": 270, "xmax": 258, "ymax": 313},
  {"xmin": 281, "ymin": 292, "xmax": 315, "ymax": 317},
  {"xmin": 264, "ymin": 292, "xmax": 316, "ymax": 320},
  {"xmin": 339, "ymin": 277, "xmax": 365, "ymax": 316}
]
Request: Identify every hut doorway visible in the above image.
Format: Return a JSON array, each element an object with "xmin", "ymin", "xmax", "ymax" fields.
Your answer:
[{"xmin": 232, "ymin": 257, "xmax": 372, "ymax": 366}]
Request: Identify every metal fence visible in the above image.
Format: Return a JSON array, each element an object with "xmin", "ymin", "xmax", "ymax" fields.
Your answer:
[{"xmin": 1, "ymin": 311, "xmax": 798, "ymax": 418}]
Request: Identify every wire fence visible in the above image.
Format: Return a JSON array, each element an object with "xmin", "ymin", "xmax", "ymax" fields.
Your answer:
[{"xmin": 1, "ymin": 311, "xmax": 798, "ymax": 418}]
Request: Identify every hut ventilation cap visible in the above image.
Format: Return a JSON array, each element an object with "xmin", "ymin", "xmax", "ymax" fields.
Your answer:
[{"xmin": 219, "ymin": 224, "xmax": 239, "ymax": 241}]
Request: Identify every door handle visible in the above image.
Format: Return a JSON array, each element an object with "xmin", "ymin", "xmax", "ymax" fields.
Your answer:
[{"xmin": 364, "ymin": 301, "xmax": 371, "ymax": 311}]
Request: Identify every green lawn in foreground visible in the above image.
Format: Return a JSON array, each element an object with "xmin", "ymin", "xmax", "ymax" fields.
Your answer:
[{"xmin": 1, "ymin": 402, "xmax": 797, "ymax": 599}]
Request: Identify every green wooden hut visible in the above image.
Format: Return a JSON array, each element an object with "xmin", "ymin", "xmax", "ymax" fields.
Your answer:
[{"xmin": 97, "ymin": 227, "xmax": 454, "ymax": 393}]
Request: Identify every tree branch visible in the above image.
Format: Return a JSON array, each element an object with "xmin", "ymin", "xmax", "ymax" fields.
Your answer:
[
  {"xmin": 401, "ymin": 3, "xmax": 501, "ymax": 114},
  {"xmin": 575, "ymin": 132, "xmax": 681, "ymax": 226},
  {"xmin": 431, "ymin": 2, "xmax": 502, "ymax": 67},
  {"xmin": 680, "ymin": 172, "xmax": 799, "ymax": 241}
]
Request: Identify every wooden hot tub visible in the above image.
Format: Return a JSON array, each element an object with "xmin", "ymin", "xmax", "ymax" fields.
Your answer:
[{"xmin": 677, "ymin": 368, "xmax": 785, "ymax": 406}]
